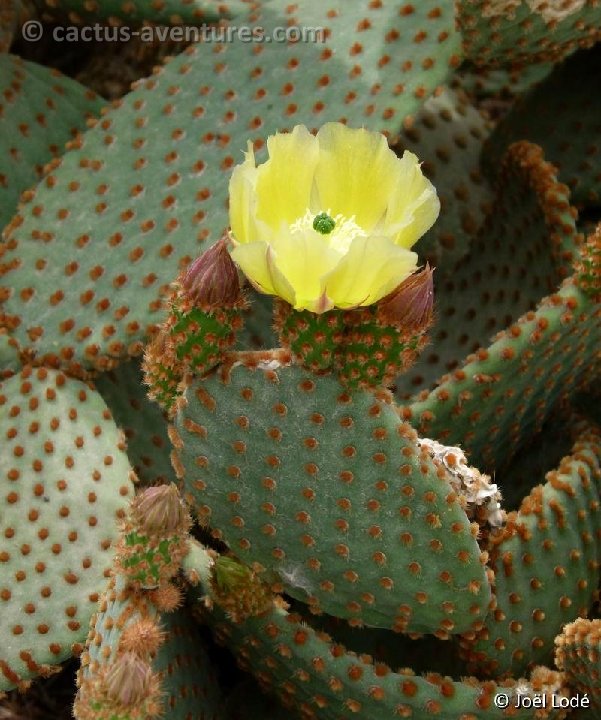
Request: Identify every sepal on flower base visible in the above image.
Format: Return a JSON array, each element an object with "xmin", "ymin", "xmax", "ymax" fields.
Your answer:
[
  {"xmin": 274, "ymin": 300, "xmax": 345, "ymax": 371},
  {"xmin": 337, "ymin": 266, "xmax": 435, "ymax": 389},
  {"xmin": 142, "ymin": 237, "xmax": 248, "ymax": 412}
]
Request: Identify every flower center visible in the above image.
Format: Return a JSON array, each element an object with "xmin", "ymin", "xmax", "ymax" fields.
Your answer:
[
  {"xmin": 312, "ymin": 212, "xmax": 336, "ymax": 234},
  {"xmin": 290, "ymin": 209, "xmax": 365, "ymax": 254}
]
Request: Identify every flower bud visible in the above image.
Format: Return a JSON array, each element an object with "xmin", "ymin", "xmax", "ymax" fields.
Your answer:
[
  {"xmin": 377, "ymin": 264, "xmax": 434, "ymax": 332},
  {"xmin": 130, "ymin": 483, "xmax": 190, "ymax": 535},
  {"xmin": 104, "ymin": 652, "xmax": 155, "ymax": 707},
  {"xmin": 182, "ymin": 236, "xmax": 242, "ymax": 310}
]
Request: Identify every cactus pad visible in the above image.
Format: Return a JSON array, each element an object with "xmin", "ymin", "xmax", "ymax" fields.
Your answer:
[
  {"xmin": 184, "ymin": 540, "xmax": 567, "ymax": 720},
  {"xmin": 400, "ymin": 143, "xmax": 600, "ymax": 469},
  {"xmin": 0, "ymin": 54, "xmax": 102, "ymax": 231},
  {"xmin": 484, "ymin": 46, "xmax": 601, "ymax": 207},
  {"xmin": 154, "ymin": 605, "xmax": 225, "ymax": 719},
  {"xmin": 555, "ymin": 617, "xmax": 601, "ymax": 716},
  {"xmin": 458, "ymin": 0, "xmax": 601, "ymax": 68},
  {"xmin": 462, "ymin": 424, "xmax": 601, "ymax": 677},
  {"xmin": 0, "ymin": 366, "xmax": 135, "ymax": 691},
  {"xmin": 173, "ymin": 354, "xmax": 492, "ymax": 635},
  {"xmin": 394, "ymin": 85, "xmax": 493, "ymax": 269},
  {"xmin": 75, "ymin": 573, "xmax": 163, "ymax": 720},
  {"xmin": 397, "ymin": 139, "xmax": 580, "ymax": 401}
]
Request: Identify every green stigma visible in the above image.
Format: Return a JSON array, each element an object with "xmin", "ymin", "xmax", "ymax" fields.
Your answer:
[{"xmin": 312, "ymin": 212, "xmax": 336, "ymax": 235}]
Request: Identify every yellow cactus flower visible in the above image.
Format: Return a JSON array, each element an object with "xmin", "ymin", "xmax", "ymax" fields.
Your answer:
[{"xmin": 228, "ymin": 123, "xmax": 440, "ymax": 313}]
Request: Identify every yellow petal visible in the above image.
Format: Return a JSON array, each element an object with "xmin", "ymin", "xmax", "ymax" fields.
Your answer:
[
  {"xmin": 230, "ymin": 241, "xmax": 295, "ymax": 305},
  {"xmin": 254, "ymin": 126, "xmax": 320, "ymax": 228},
  {"xmin": 383, "ymin": 150, "xmax": 440, "ymax": 248},
  {"xmin": 268, "ymin": 229, "xmax": 340, "ymax": 312},
  {"xmin": 228, "ymin": 141, "xmax": 261, "ymax": 244},
  {"xmin": 324, "ymin": 235, "xmax": 418, "ymax": 308},
  {"xmin": 313, "ymin": 123, "xmax": 401, "ymax": 232}
]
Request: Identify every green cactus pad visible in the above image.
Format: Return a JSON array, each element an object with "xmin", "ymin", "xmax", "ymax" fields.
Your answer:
[
  {"xmin": 0, "ymin": 0, "xmax": 460, "ymax": 372},
  {"xmin": 184, "ymin": 540, "xmax": 566, "ymax": 720},
  {"xmin": 452, "ymin": 61, "xmax": 553, "ymax": 116},
  {"xmin": 493, "ymin": 413, "xmax": 580, "ymax": 511},
  {"xmin": 461, "ymin": 425, "xmax": 601, "ymax": 678},
  {"xmin": 94, "ymin": 359, "xmax": 173, "ymax": 487},
  {"xmin": 31, "ymin": 0, "xmax": 245, "ymax": 25},
  {"xmin": 458, "ymin": 0, "xmax": 601, "ymax": 68},
  {"xmin": 395, "ymin": 85, "xmax": 493, "ymax": 268},
  {"xmin": 114, "ymin": 483, "xmax": 191, "ymax": 589},
  {"xmin": 302, "ymin": 605, "xmax": 469, "ymax": 678},
  {"xmin": 483, "ymin": 47, "xmax": 601, "ymax": 207},
  {"xmin": 0, "ymin": 54, "xmax": 102, "ymax": 232},
  {"xmin": 75, "ymin": 573, "xmax": 163, "ymax": 720},
  {"xmin": 337, "ymin": 297, "xmax": 432, "ymax": 390},
  {"xmin": 154, "ymin": 605, "xmax": 225, "ymax": 720},
  {"xmin": 212, "ymin": 609, "xmax": 570, "ymax": 718},
  {"xmin": 209, "ymin": 607, "xmax": 569, "ymax": 719},
  {"xmin": 0, "ymin": 366, "xmax": 135, "ymax": 691},
  {"xmin": 399, "ymin": 144, "xmax": 600, "ymax": 470},
  {"xmin": 79, "ymin": 574, "xmax": 159, "ymax": 672},
  {"xmin": 173, "ymin": 354, "xmax": 492, "ymax": 635},
  {"xmin": 396, "ymin": 139, "xmax": 580, "ymax": 401},
  {"xmin": 555, "ymin": 617, "xmax": 601, "ymax": 716},
  {"xmin": 403, "ymin": 271, "xmax": 601, "ymax": 471}
]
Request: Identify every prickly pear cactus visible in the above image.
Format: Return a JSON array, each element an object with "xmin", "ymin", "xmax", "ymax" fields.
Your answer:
[
  {"xmin": 0, "ymin": 54, "xmax": 102, "ymax": 230},
  {"xmin": 173, "ymin": 356, "xmax": 493, "ymax": 635},
  {"xmin": 484, "ymin": 46, "xmax": 601, "ymax": 207},
  {"xmin": 555, "ymin": 617, "xmax": 601, "ymax": 716},
  {"xmin": 2, "ymin": 0, "xmax": 601, "ymax": 717},
  {"xmin": 461, "ymin": 424, "xmax": 601, "ymax": 678},
  {"xmin": 73, "ymin": 483, "xmax": 223, "ymax": 720},
  {"xmin": 457, "ymin": 0, "xmax": 601, "ymax": 67},
  {"xmin": 0, "ymin": 366, "xmax": 135, "ymax": 692},
  {"xmin": 184, "ymin": 538, "xmax": 569, "ymax": 720}
]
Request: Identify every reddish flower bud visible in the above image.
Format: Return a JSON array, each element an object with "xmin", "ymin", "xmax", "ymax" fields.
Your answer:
[
  {"xmin": 104, "ymin": 652, "xmax": 155, "ymax": 707},
  {"xmin": 377, "ymin": 264, "xmax": 434, "ymax": 332},
  {"xmin": 130, "ymin": 483, "xmax": 190, "ymax": 535},
  {"xmin": 182, "ymin": 236, "xmax": 242, "ymax": 310}
]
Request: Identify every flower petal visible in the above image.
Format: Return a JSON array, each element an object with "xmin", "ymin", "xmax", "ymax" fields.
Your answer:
[
  {"xmin": 313, "ymin": 123, "xmax": 402, "ymax": 232},
  {"xmin": 383, "ymin": 150, "xmax": 440, "ymax": 248},
  {"xmin": 325, "ymin": 235, "xmax": 418, "ymax": 308},
  {"xmin": 254, "ymin": 125, "xmax": 320, "ymax": 228},
  {"xmin": 230, "ymin": 241, "xmax": 295, "ymax": 305},
  {"xmin": 268, "ymin": 229, "xmax": 340, "ymax": 312},
  {"xmin": 228, "ymin": 141, "xmax": 261, "ymax": 244}
]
